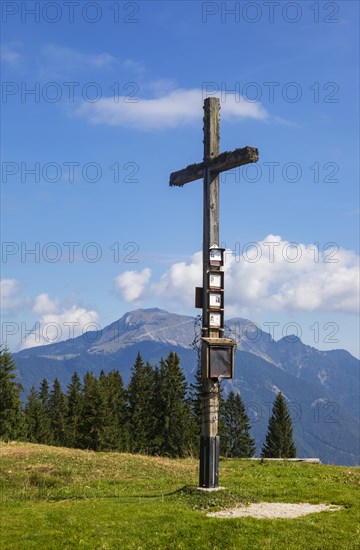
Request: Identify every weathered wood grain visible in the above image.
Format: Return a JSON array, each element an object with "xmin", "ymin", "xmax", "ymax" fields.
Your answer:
[{"xmin": 169, "ymin": 146, "xmax": 259, "ymax": 187}]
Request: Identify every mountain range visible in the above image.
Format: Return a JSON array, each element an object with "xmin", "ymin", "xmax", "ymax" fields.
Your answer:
[{"xmin": 13, "ymin": 308, "xmax": 360, "ymax": 466}]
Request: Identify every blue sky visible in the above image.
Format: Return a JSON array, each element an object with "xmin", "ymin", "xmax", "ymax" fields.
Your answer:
[{"xmin": 1, "ymin": 0, "xmax": 359, "ymax": 357}]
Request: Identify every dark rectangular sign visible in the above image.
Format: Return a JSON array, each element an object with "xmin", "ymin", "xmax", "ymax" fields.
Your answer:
[{"xmin": 208, "ymin": 346, "xmax": 233, "ymax": 379}]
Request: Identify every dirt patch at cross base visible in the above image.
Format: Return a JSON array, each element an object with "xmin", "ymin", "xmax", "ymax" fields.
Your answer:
[{"xmin": 207, "ymin": 502, "xmax": 343, "ymax": 519}]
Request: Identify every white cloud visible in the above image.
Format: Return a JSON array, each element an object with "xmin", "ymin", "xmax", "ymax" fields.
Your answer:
[
  {"xmin": 113, "ymin": 237, "xmax": 359, "ymax": 316},
  {"xmin": 75, "ymin": 88, "xmax": 268, "ymax": 129},
  {"xmin": 32, "ymin": 293, "xmax": 59, "ymax": 314},
  {"xmin": 151, "ymin": 252, "xmax": 203, "ymax": 308},
  {"xmin": 223, "ymin": 236, "xmax": 359, "ymax": 316},
  {"xmin": 1, "ymin": 278, "xmax": 20, "ymax": 299},
  {"xmin": 0, "ymin": 283, "xmax": 99, "ymax": 350},
  {"xmin": 37, "ymin": 44, "xmax": 116, "ymax": 77},
  {"xmin": 0, "ymin": 279, "xmax": 24, "ymax": 312},
  {"xmin": 20, "ymin": 295, "xmax": 99, "ymax": 350},
  {"xmin": 114, "ymin": 268, "xmax": 152, "ymax": 302},
  {"xmin": 41, "ymin": 44, "xmax": 115, "ymax": 67}
]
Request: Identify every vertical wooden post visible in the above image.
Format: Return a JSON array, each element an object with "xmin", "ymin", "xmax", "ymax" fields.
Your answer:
[
  {"xmin": 199, "ymin": 97, "xmax": 221, "ymax": 488},
  {"xmin": 169, "ymin": 96, "xmax": 258, "ymax": 487}
]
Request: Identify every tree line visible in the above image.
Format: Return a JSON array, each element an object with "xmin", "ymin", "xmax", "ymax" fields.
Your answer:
[{"xmin": 0, "ymin": 347, "xmax": 296, "ymax": 458}]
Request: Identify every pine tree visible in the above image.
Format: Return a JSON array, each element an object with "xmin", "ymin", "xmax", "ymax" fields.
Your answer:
[
  {"xmin": 261, "ymin": 392, "xmax": 296, "ymax": 458},
  {"xmin": 24, "ymin": 386, "xmax": 39, "ymax": 442},
  {"xmin": 0, "ymin": 347, "xmax": 24, "ymax": 440},
  {"xmin": 39, "ymin": 378, "xmax": 50, "ymax": 408},
  {"xmin": 127, "ymin": 353, "xmax": 155, "ymax": 454},
  {"xmin": 65, "ymin": 372, "xmax": 82, "ymax": 448},
  {"xmin": 149, "ymin": 364, "xmax": 164, "ymax": 454},
  {"xmin": 156, "ymin": 352, "xmax": 192, "ymax": 458},
  {"xmin": 221, "ymin": 391, "xmax": 256, "ymax": 458},
  {"xmin": 24, "ymin": 386, "xmax": 51, "ymax": 443},
  {"xmin": 78, "ymin": 372, "xmax": 108, "ymax": 451},
  {"xmin": 38, "ymin": 378, "xmax": 52, "ymax": 444},
  {"xmin": 48, "ymin": 378, "xmax": 67, "ymax": 447},
  {"xmin": 99, "ymin": 369, "xmax": 127, "ymax": 451}
]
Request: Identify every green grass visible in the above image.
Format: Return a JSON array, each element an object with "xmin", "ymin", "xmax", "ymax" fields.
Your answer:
[{"xmin": 1, "ymin": 442, "xmax": 359, "ymax": 549}]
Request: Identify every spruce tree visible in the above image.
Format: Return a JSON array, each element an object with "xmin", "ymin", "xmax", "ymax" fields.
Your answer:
[
  {"xmin": 127, "ymin": 353, "xmax": 155, "ymax": 454},
  {"xmin": 261, "ymin": 392, "xmax": 296, "ymax": 458},
  {"xmin": 156, "ymin": 352, "xmax": 192, "ymax": 458},
  {"xmin": 38, "ymin": 378, "xmax": 52, "ymax": 444},
  {"xmin": 48, "ymin": 378, "xmax": 67, "ymax": 447},
  {"xmin": 221, "ymin": 391, "xmax": 256, "ymax": 458},
  {"xmin": 150, "ymin": 364, "xmax": 163, "ymax": 454},
  {"xmin": 78, "ymin": 372, "xmax": 109, "ymax": 451},
  {"xmin": 99, "ymin": 369, "xmax": 127, "ymax": 451},
  {"xmin": 39, "ymin": 378, "xmax": 50, "ymax": 407},
  {"xmin": 24, "ymin": 386, "xmax": 51, "ymax": 443},
  {"xmin": 0, "ymin": 347, "xmax": 24, "ymax": 440},
  {"xmin": 65, "ymin": 372, "xmax": 82, "ymax": 448}
]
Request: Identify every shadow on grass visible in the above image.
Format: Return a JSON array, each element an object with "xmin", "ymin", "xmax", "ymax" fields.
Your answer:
[
  {"xmin": 11, "ymin": 484, "xmax": 235, "ymax": 506},
  {"xmin": 13, "ymin": 484, "xmax": 245, "ymax": 514}
]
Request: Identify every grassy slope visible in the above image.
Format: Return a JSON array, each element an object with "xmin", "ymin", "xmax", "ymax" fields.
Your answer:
[{"xmin": 0, "ymin": 442, "xmax": 359, "ymax": 550}]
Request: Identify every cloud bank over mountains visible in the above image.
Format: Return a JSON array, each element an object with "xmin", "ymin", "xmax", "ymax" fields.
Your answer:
[
  {"xmin": 1, "ymin": 283, "xmax": 99, "ymax": 350},
  {"xmin": 2, "ymin": 235, "xmax": 358, "ymax": 352},
  {"xmin": 113, "ymin": 235, "xmax": 359, "ymax": 316}
]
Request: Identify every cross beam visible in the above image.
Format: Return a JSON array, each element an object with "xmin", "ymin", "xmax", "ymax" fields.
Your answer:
[
  {"xmin": 170, "ymin": 146, "xmax": 258, "ymax": 187},
  {"xmin": 169, "ymin": 97, "xmax": 259, "ymax": 488}
]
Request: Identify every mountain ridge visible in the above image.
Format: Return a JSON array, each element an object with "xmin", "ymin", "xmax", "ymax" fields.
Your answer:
[{"xmin": 13, "ymin": 308, "xmax": 359, "ymax": 466}]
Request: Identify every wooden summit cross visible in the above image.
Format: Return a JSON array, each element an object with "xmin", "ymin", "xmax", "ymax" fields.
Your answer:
[{"xmin": 169, "ymin": 97, "xmax": 259, "ymax": 489}]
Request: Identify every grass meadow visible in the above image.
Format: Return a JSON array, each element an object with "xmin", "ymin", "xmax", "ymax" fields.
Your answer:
[{"xmin": 1, "ymin": 442, "xmax": 359, "ymax": 549}]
